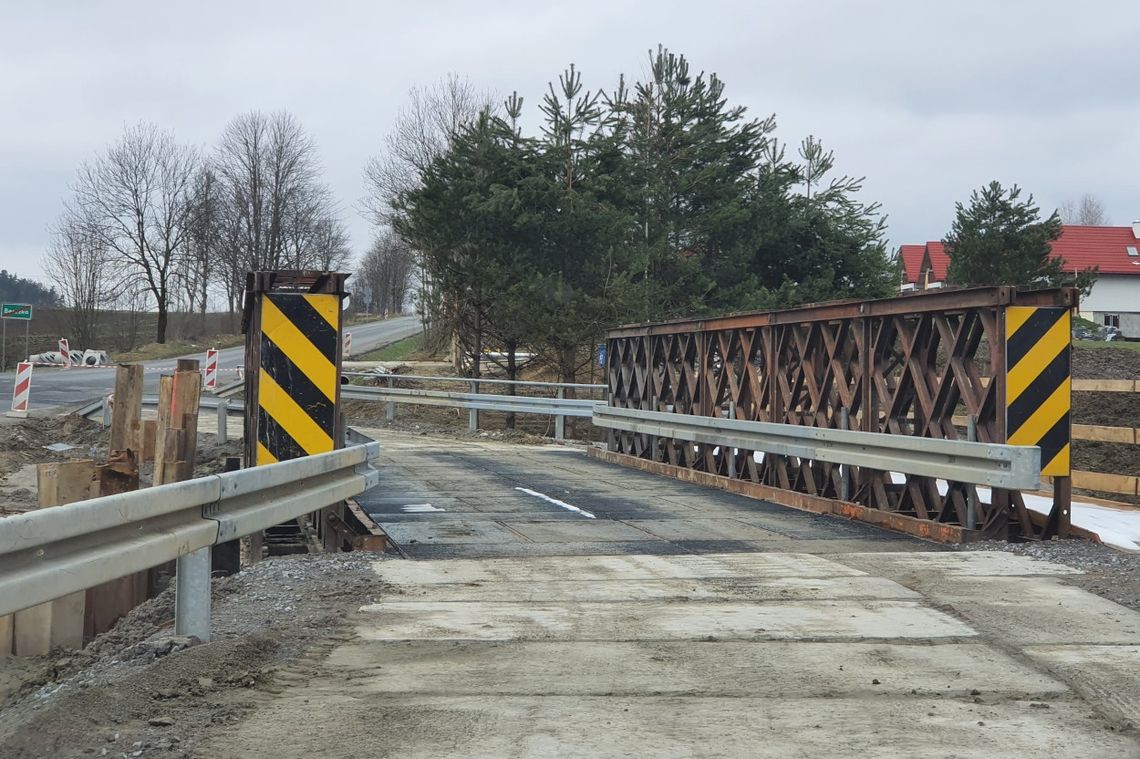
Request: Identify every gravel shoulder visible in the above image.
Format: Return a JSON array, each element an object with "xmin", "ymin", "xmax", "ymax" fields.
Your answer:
[{"xmin": 0, "ymin": 554, "xmax": 389, "ymax": 759}]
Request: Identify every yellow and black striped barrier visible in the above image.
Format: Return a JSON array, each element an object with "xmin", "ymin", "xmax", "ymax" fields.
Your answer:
[
  {"xmin": 1005, "ymin": 306, "xmax": 1071, "ymax": 477},
  {"xmin": 256, "ymin": 292, "xmax": 341, "ymax": 465}
]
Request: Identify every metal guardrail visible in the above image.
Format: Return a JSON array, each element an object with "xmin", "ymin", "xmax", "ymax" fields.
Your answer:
[
  {"xmin": 343, "ymin": 377, "xmax": 605, "ymax": 439},
  {"xmin": 0, "ymin": 442, "xmax": 379, "ymax": 639},
  {"xmin": 592, "ymin": 405, "xmax": 1042, "ymax": 492}
]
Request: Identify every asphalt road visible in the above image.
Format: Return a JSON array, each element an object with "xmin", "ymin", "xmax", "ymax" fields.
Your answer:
[{"xmin": 0, "ymin": 315, "xmax": 421, "ymax": 412}]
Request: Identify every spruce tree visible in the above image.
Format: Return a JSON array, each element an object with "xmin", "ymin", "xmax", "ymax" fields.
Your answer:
[{"xmin": 944, "ymin": 181, "xmax": 1065, "ymax": 287}]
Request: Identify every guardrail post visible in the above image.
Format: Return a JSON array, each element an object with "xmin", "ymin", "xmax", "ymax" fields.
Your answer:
[
  {"xmin": 175, "ymin": 547, "xmax": 211, "ymax": 642},
  {"xmin": 555, "ymin": 387, "xmax": 565, "ymax": 440},
  {"xmin": 966, "ymin": 415, "xmax": 977, "ymax": 530},
  {"xmin": 216, "ymin": 399, "xmax": 229, "ymax": 443},
  {"xmin": 101, "ymin": 395, "xmax": 112, "ymax": 428},
  {"xmin": 386, "ymin": 375, "xmax": 395, "ymax": 422},
  {"xmin": 839, "ymin": 407, "xmax": 850, "ymax": 501},
  {"xmin": 469, "ymin": 380, "xmax": 479, "ymax": 432}
]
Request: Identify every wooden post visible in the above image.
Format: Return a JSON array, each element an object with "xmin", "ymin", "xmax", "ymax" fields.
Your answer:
[
  {"xmin": 150, "ymin": 362, "xmax": 202, "ymax": 592},
  {"xmin": 110, "ymin": 365, "xmax": 144, "ymax": 455},
  {"xmin": 13, "ymin": 461, "xmax": 99, "ymax": 655}
]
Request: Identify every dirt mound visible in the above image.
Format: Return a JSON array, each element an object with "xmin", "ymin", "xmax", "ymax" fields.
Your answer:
[{"xmin": 1073, "ymin": 345, "xmax": 1140, "ymax": 379}]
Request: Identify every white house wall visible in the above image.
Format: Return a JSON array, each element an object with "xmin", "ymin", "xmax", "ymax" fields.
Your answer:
[{"xmin": 1080, "ymin": 274, "xmax": 1140, "ymax": 316}]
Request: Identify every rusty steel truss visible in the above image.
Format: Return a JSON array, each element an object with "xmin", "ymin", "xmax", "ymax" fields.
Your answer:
[{"xmin": 605, "ymin": 286, "xmax": 1077, "ymax": 542}]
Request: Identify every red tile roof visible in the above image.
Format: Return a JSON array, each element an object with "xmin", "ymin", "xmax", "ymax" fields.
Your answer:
[
  {"xmin": 926, "ymin": 241, "xmax": 949, "ymax": 280},
  {"xmin": 899, "ymin": 244, "xmax": 925, "ymax": 283},
  {"xmin": 1052, "ymin": 225, "xmax": 1140, "ymax": 275},
  {"xmin": 901, "ymin": 225, "xmax": 1140, "ymax": 283}
]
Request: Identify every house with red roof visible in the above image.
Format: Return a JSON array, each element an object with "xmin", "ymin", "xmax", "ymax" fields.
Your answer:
[{"xmin": 900, "ymin": 224, "xmax": 1140, "ymax": 334}]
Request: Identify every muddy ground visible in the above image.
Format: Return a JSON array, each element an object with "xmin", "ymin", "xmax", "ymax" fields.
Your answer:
[
  {"xmin": 0, "ymin": 554, "xmax": 386, "ymax": 758},
  {"xmin": 0, "ymin": 415, "xmax": 242, "ymax": 513}
]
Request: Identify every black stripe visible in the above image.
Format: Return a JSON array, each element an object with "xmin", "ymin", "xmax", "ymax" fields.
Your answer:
[
  {"xmin": 257, "ymin": 407, "xmax": 307, "ymax": 462},
  {"xmin": 267, "ymin": 294, "xmax": 338, "ymax": 360},
  {"xmin": 1038, "ymin": 411, "xmax": 1070, "ymax": 470},
  {"xmin": 1007, "ymin": 308, "xmax": 1064, "ymax": 370},
  {"xmin": 1008, "ymin": 346, "xmax": 1070, "ymax": 434},
  {"xmin": 261, "ymin": 333, "xmax": 336, "ymax": 434}
]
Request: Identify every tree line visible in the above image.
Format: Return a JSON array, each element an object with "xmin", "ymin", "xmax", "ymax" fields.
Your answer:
[
  {"xmin": 48, "ymin": 112, "xmax": 351, "ymax": 345},
  {"xmin": 367, "ymin": 49, "xmax": 898, "ymax": 383}
]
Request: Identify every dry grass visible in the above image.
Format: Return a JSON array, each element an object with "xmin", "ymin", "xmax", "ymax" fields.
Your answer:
[{"xmin": 113, "ymin": 333, "xmax": 245, "ymax": 363}]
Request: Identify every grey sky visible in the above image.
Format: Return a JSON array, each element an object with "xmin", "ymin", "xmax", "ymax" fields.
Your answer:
[{"xmin": 2, "ymin": 0, "xmax": 1138, "ymax": 286}]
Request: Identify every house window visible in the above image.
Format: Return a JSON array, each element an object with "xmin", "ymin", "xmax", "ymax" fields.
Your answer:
[{"xmin": 1104, "ymin": 314, "xmax": 1120, "ymax": 328}]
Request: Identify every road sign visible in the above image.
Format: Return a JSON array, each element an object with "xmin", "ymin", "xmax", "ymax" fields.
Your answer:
[{"xmin": 1, "ymin": 303, "xmax": 32, "ymax": 320}]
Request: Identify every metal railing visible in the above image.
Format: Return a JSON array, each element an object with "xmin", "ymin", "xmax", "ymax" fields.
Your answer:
[
  {"xmin": 0, "ymin": 442, "xmax": 379, "ymax": 640},
  {"xmin": 344, "ymin": 374, "xmax": 606, "ymax": 439},
  {"xmin": 592, "ymin": 405, "xmax": 1041, "ymax": 494}
]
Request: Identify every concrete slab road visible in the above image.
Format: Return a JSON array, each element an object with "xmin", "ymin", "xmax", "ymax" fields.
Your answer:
[{"xmin": 202, "ymin": 431, "xmax": 1140, "ymax": 757}]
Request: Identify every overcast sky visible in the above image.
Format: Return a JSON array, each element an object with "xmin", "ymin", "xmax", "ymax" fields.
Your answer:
[{"xmin": 2, "ymin": 0, "xmax": 1138, "ymax": 286}]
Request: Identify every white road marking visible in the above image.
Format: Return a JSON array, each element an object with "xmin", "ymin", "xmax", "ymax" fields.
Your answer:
[
  {"xmin": 515, "ymin": 487, "xmax": 596, "ymax": 519},
  {"xmin": 402, "ymin": 503, "xmax": 445, "ymax": 512}
]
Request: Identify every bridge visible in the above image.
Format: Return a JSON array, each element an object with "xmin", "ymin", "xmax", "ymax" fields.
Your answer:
[{"xmin": 2, "ymin": 283, "xmax": 1139, "ymax": 756}]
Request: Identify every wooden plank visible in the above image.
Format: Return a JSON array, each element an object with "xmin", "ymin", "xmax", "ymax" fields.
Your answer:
[
  {"xmin": 14, "ymin": 462, "xmax": 98, "ymax": 655},
  {"xmin": 152, "ymin": 375, "xmax": 175, "ymax": 483},
  {"xmin": 110, "ymin": 364, "xmax": 144, "ymax": 454},
  {"xmin": 1072, "ymin": 379, "xmax": 1138, "ymax": 393},
  {"xmin": 1072, "ymin": 424, "xmax": 1138, "ymax": 444},
  {"xmin": 86, "ymin": 457, "xmax": 142, "ymax": 641},
  {"xmin": 0, "ymin": 614, "xmax": 11, "ymax": 656},
  {"xmin": 132, "ymin": 419, "xmax": 157, "ymax": 463},
  {"xmin": 1071, "ymin": 470, "xmax": 1140, "ymax": 496}
]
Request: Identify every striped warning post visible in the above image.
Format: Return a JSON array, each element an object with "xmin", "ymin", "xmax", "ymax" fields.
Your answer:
[
  {"xmin": 1005, "ymin": 306, "xmax": 1071, "ymax": 477},
  {"xmin": 58, "ymin": 338, "xmax": 71, "ymax": 369},
  {"xmin": 204, "ymin": 349, "xmax": 219, "ymax": 390},
  {"xmin": 8, "ymin": 362, "xmax": 32, "ymax": 418},
  {"xmin": 344, "ymin": 331, "xmax": 352, "ymax": 358},
  {"xmin": 256, "ymin": 293, "xmax": 340, "ymax": 465}
]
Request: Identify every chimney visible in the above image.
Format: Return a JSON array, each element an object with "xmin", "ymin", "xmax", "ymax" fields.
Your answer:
[{"xmin": 1133, "ymin": 221, "xmax": 1140, "ymax": 239}]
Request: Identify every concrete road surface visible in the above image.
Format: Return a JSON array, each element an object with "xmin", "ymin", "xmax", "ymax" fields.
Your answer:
[
  {"xmin": 0, "ymin": 315, "xmax": 420, "ymax": 412},
  {"xmin": 199, "ymin": 431, "xmax": 1140, "ymax": 758}
]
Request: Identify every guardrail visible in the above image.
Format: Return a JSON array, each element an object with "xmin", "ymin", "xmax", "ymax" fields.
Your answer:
[
  {"xmin": 0, "ymin": 442, "xmax": 379, "ymax": 641},
  {"xmin": 592, "ymin": 405, "xmax": 1042, "ymax": 523},
  {"xmin": 344, "ymin": 375, "xmax": 606, "ymax": 439}
]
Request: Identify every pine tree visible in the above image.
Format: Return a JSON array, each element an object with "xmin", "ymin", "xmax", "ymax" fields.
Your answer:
[{"xmin": 944, "ymin": 181, "xmax": 1065, "ymax": 287}]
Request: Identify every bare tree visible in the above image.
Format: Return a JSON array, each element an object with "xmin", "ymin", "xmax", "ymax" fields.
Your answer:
[
  {"xmin": 358, "ymin": 231, "xmax": 415, "ymax": 314},
  {"xmin": 363, "ymin": 75, "xmax": 494, "ymax": 334},
  {"xmin": 362, "ymin": 74, "xmax": 495, "ymax": 225},
  {"xmin": 180, "ymin": 166, "xmax": 223, "ymax": 333},
  {"xmin": 44, "ymin": 217, "xmax": 112, "ymax": 348},
  {"xmin": 214, "ymin": 111, "xmax": 350, "ymax": 321},
  {"xmin": 68, "ymin": 123, "xmax": 198, "ymax": 343},
  {"xmin": 1059, "ymin": 193, "xmax": 1110, "ymax": 226}
]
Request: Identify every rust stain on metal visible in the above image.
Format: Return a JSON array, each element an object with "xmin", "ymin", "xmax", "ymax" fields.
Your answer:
[{"xmin": 602, "ymin": 287, "xmax": 1077, "ymax": 542}]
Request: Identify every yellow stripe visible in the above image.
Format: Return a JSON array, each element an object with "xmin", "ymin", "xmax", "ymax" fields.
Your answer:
[
  {"xmin": 1042, "ymin": 443, "xmax": 1070, "ymax": 477},
  {"xmin": 1005, "ymin": 306, "xmax": 1035, "ymax": 341},
  {"xmin": 1007, "ymin": 312, "xmax": 1069, "ymax": 403},
  {"xmin": 256, "ymin": 441, "xmax": 279, "ymax": 466},
  {"xmin": 261, "ymin": 297, "xmax": 337, "ymax": 401},
  {"xmin": 1008, "ymin": 377, "xmax": 1070, "ymax": 444},
  {"xmin": 305, "ymin": 293, "xmax": 340, "ymax": 331},
  {"xmin": 258, "ymin": 369, "xmax": 334, "ymax": 454}
]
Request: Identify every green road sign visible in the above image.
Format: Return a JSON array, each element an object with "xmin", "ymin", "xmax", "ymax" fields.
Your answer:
[{"xmin": 1, "ymin": 303, "xmax": 32, "ymax": 320}]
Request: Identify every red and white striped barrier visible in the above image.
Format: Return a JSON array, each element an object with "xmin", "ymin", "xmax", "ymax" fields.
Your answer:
[
  {"xmin": 344, "ymin": 331, "xmax": 352, "ymax": 358},
  {"xmin": 8, "ymin": 362, "xmax": 32, "ymax": 418},
  {"xmin": 58, "ymin": 338, "xmax": 71, "ymax": 369},
  {"xmin": 204, "ymin": 348, "xmax": 219, "ymax": 389}
]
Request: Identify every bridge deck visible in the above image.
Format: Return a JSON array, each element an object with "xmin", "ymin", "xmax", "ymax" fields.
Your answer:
[
  {"xmin": 196, "ymin": 431, "xmax": 1131, "ymax": 756},
  {"xmin": 357, "ymin": 434, "xmax": 927, "ymax": 558}
]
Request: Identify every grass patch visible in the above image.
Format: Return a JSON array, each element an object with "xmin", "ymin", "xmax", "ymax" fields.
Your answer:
[
  {"xmin": 113, "ymin": 334, "xmax": 245, "ymax": 362},
  {"xmin": 1075, "ymin": 340, "xmax": 1140, "ymax": 353},
  {"xmin": 354, "ymin": 334, "xmax": 424, "ymax": 362}
]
